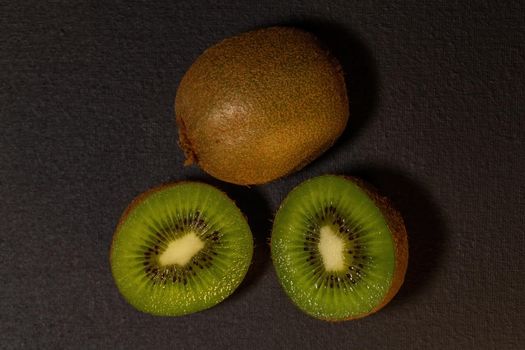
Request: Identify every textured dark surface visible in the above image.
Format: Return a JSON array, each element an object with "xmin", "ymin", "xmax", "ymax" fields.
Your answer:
[{"xmin": 1, "ymin": 1, "xmax": 524, "ymax": 349}]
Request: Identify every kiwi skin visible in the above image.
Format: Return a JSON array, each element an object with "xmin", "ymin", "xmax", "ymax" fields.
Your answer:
[
  {"xmin": 271, "ymin": 176, "xmax": 409, "ymax": 322},
  {"xmin": 175, "ymin": 26, "xmax": 348, "ymax": 185},
  {"xmin": 339, "ymin": 177, "xmax": 409, "ymax": 321}
]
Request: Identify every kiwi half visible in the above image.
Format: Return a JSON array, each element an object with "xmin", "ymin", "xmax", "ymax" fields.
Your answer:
[
  {"xmin": 175, "ymin": 26, "xmax": 348, "ymax": 185},
  {"xmin": 110, "ymin": 182, "xmax": 253, "ymax": 316},
  {"xmin": 271, "ymin": 175, "xmax": 408, "ymax": 321}
]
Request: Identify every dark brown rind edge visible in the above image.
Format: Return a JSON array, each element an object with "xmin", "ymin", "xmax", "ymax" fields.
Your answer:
[{"xmin": 322, "ymin": 176, "xmax": 409, "ymax": 322}]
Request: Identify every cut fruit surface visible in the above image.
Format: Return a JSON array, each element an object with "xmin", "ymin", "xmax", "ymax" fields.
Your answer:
[
  {"xmin": 271, "ymin": 175, "xmax": 408, "ymax": 321},
  {"xmin": 110, "ymin": 182, "xmax": 253, "ymax": 316}
]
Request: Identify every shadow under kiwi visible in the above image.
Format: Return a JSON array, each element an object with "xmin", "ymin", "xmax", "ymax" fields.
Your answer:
[
  {"xmin": 280, "ymin": 18, "xmax": 379, "ymax": 165},
  {"xmin": 346, "ymin": 166, "xmax": 448, "ymax": 304},
  {"xmin": 183, "ymin": 175, "xmax": 273, "ymax": 298}
]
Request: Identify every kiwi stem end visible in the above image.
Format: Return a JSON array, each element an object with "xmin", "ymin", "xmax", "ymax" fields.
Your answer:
[{"xmin": 176, "ymin": 115, "xmax": 198, "ymax": 165}]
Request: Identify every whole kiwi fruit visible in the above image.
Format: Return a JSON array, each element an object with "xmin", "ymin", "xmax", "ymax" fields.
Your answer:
[{"xmin": 175, "ymin": 27, "xmax": 349, "ymax": 185}]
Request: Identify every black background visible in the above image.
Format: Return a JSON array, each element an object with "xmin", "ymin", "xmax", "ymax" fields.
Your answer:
[{"xmin": 2, "ymin": 1, "xmax": 524, "ymax": 349}]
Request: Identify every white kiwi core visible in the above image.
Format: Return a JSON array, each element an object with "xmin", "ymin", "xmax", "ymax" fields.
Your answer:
[
  {"xmin": 318, "ymin": 225, "xmax": 346, "ymax": 272},
  {"xmin": 159, "ymin": 232, "xmax": 205, "ymax": 266}
]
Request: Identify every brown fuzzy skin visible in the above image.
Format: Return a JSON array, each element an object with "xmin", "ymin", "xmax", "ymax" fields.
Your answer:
[
  {"xmin": 322, "ymin": 176, "xmax": 409, "ymax": 322},
  {"xmin": 175, "ymin": 27, "xmax": 349, "ymax": 185}
]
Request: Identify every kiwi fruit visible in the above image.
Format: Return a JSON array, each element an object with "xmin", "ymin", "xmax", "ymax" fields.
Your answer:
[
  {"xmin": 110, "ymin": 182, "xmax": 253, "ymax": 316},
  {"xmin": 175, "ymin": 26, "xmax": 348, "ymax": 185},
  {"xmin": 271, "ymin": 175, "xmax": 408, "ymax": 321}
]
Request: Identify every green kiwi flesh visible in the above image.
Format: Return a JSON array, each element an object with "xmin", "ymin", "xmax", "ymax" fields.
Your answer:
[
  {"xmin": 110, "ymin": 182, "xmax": 253, "ymax": 316},
  {"xmin": 271, "ymin": 175, "xmax": 408, "ymax": 321}
]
